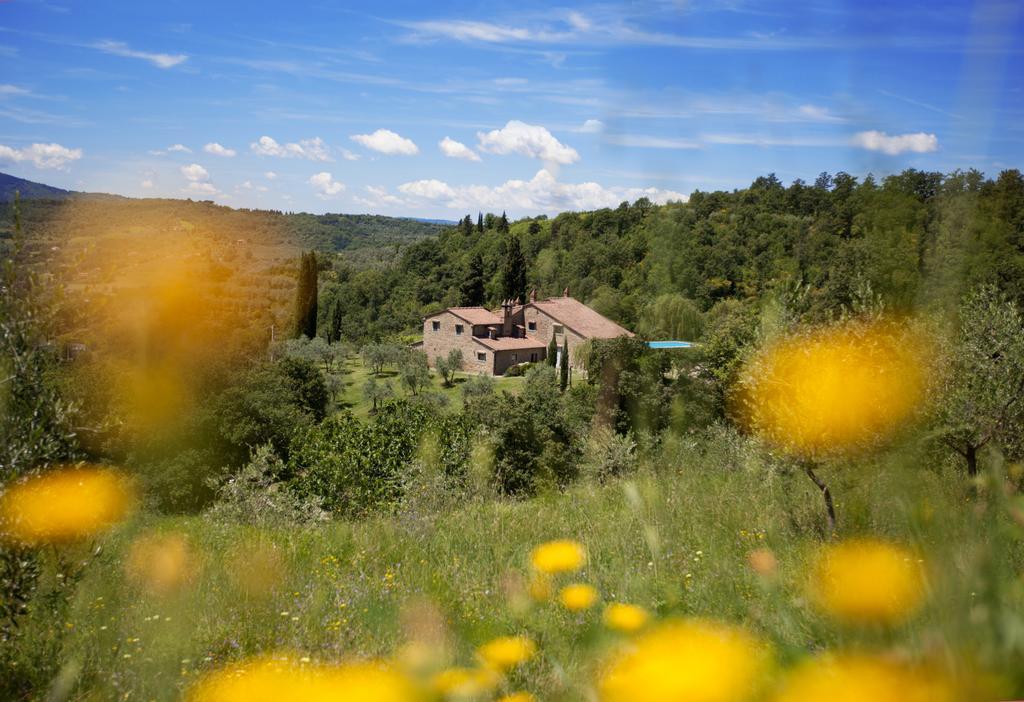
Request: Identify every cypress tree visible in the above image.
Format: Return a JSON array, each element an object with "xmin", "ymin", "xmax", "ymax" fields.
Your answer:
[
  {"xmin": 547, "ymin": 335, "xmax": 558, "ymax": 366},
  {"xmin": 461, "ymin": 252, "xmax": 486, "ymax": 306},
  {"xmin": 498, "ymin": 210, "xmax": 510, "ymax": 234},
  {"xmin": 502, "ymin": 235, "xmax": 527, "ymax": 303},
  {"xmin": 477, "ymin": 212, "xmax": 484, "ymax": 232},
  {"xmin": 327, "ymin": 300, "xmax": 343, "ymax": 344},
  {"xmin": 294, "ymin": 251, "xmax": 318, "ymax": 338},
  {"xmin": 559, "ymin": 337, "xmax": 569, "ymax": 391}
]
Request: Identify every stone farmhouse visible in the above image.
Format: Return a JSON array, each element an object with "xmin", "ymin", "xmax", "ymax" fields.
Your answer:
[{"xmin": 422, "ymin": 290, "xmax": 633, "ymax": 376}]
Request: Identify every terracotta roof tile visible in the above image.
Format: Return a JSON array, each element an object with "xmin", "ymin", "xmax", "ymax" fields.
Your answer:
[
  {"xmin": 474, "ymin": 335, "xmax": 546, "ymax": 351},
  {"xmin": 528, "ymin": 296, "xmax": 633, "ymax": 339},
  {"xmin": 427, "ymin": 307, "xmax": 501, "ymax": 325}
]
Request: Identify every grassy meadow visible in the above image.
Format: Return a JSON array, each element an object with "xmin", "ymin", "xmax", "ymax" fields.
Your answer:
[{"xmin": 6, "ymin": 431, "xmax": 1022, "ymax": 700}]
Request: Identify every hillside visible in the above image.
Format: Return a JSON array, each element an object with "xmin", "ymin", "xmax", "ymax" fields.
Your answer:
[{"xmin": 0, "ymin": 171, "xmax": 76, "ymax": 201}]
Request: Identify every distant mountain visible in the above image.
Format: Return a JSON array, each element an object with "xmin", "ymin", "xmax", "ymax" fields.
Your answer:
[{"xmin": 1, "ymin": 171, "xmax": 76, "ymax": 201}]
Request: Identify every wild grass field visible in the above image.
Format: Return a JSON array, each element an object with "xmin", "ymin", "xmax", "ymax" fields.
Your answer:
[{"xmin": 5, "ymin": 430, "xmax": 1022, "ymax": 701}]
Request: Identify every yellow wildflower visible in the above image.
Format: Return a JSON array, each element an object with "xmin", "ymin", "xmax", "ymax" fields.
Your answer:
[
  {"xmin": 738, "ymin": 320, "xmax": 926, "ymax": 457},
  {"xmin": 431, "ymin": 667, "xmax": 500, "ymax": 698},
  {"xmin": 772, "ymin": 654, "xmax": 957, "ymax": 702},
  {"xmin": 559, "ymin": 583, "xmax": 599, "ymax": 611},
  {"xmin": 599, "ymin": 619, "xmax": 770, "ymax": 702},
  {"xmin": 0, "ymin": 467, "xmax": 134, "ymax": 545},
  {"xmin": 809, "ymin": 539, "xmax": 926, "ymax": 626},
  {"xmin": 530, "ymin": 539, "xmax": 586, "ymax": 574},
  {"xmin": 603, "ymin": 603, "xmax": 649, "ymax": 633},
  {"xmin": 188, "ymin": 656, "xmax": 418, "ymax": 702},
  {"xmin": 497, "ymin": 693, "xmax": 536, "ymax": 702},
  {"xmin": 477, "ymin": 635, "xmax": 536, "ymax": 672},
  {"xmin": 125, "ymin": 532, "xmax": 198, "ymax": 596}
]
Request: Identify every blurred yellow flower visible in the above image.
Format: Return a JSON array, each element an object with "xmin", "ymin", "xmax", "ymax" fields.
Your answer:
[
  {"xmin": 603, "ymin": 603, "xmax": 649, "ymax": 632},
  {"xmin": 497, "ymin": 693, "xmax": 536, "ymax": 702},
  {"xmin": 772, "ymin": 654, "xmax": 957, "ymax": 702},
  {"xmin": 809, "ymin": 539, "xmax": 926, "ymax": 626},
  {"xmin": 559, "ymin": 583, "xmax": 599, "ymax": 611},
  {"xmin": 0, "ymin": 467, "xmax": 134, "ymax": 545},
  {"xmin": 189, "ymin": 656, "xmax": 418, "ymax": 702},
  {"xmin": 599, "ymin": 619, "xmax": 770, "ymax": 702},
  {"xmin": 527, "ymin": 573, "xmax": 553, "ymax": 602},
  {"xmin": 738, "ymin": 320, "xmax": 926, "ymax": 457},
  {"xmin": 477, "ymin": 635, "xmax": 536, "ymax": 672},
  {"xmin": 530, "ymin": 539, "xmax": 586, "ymax": 574},
  {"xmin": 431, "ymin": 667, "xmax": 501, "ymax": 698},
  {"xmin": 125, "ymin": 532, "xmax": 198, "ymax": 596}
]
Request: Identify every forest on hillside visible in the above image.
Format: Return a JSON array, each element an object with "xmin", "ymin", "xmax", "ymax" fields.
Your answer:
[{"xmin": 319, "ymin": 168, "xmax": 1024, "ymax": 342}]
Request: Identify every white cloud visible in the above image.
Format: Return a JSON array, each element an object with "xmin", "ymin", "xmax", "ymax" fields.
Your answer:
[
  {"xmin": 797, "ymin": 104, "xmax": 843, "ymax": 122},
  {"xmin": 604, "ymin": 134, "xmax": 701, "ymax": 149},
  {"xmin": 250, "ymin": 135, "xmax": 332, "ymax": 161},
  {"xmin": 185, "ymin": 181, "xmax": 218, "ymax": 195},
  {"xmin": 397, "ymin": 168, "xmax": 686, "ymax": 214},
  {"xmin": 0, "ymin": 142, "xmax": 82, "ymax": 170},
  {"xmin": 309, "ymin": 171, "xmax": 345, "ymax": 198},
  {"xmin": 350, "ymin": 129, "xmax": 419, "ymax": 156},
  {"xmin": 399, "ymin": 179, "xmax": 456, "ymax": 199},
  {"xmin": 264, "ymin": 171, "xmax": 277, "ymax": 179},
  {"xmin": 180, "ymin": 163, "xmax": 209, "ymax": 182},
  {"xmin": 439, "ymin": 136, "xmax": 481, "ymax": 161},
  {"xmin": 577, "ymin": 119, "xmax": 604, "ymax": 133},
  {"xmin": 340, "ymin": 148, "xmax": 361, "ymax": 161},
  {"xmin": 168, "ymin": 143, "xmax": 191, "ymax": 153},
  {"xmin": 204, "ymin": 142, "xmax": 237, "ymax": 157},
  {"xmin": 477, "ymin": 120, "xmax": 579, "ymax": 165},
  {"xmin": 354, "ymin": 185, "xmax": 406, "ymax": 209},
  {"xmin": 140, "ymin": 179, "xmax": 154, "ymax": 189},
  {"xmin": 239, "ymin": 180, "xmax": 268, "ymax": 192},
  {"xmin": 92, "ymin": 40, "xmax": 188, "ymax": 69},
  {"xmin": 0, "ymin": 84, "xmax": 30, "ymax": 96},
  {"xmin": 850, "ymin": 130, "xmax": 939, "ymax": 155}
]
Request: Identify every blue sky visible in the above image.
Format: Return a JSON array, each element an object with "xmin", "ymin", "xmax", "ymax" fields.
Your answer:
[{"xmin": 1, "ymin": 0, "xmax": 1021, "ymax": 218}]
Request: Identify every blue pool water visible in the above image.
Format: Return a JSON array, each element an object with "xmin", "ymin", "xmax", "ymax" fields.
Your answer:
[{"xmin": 648, "ymin": 340, "xmax": 695, "ymax": 349}]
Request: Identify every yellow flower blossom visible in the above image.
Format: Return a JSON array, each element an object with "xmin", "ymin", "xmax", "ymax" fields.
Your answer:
[
  {"xmin": 0, "ymin": 467, "xmax": 134, "ymax": 545},
  {"xmin": 497, "ymin": 693, "xmax": 536, "ymax": 702},
  {"xmin": 530, "ymin": 539, "xmax": 586, "ymax": 574},
  {"xmin": 772, "ymin": 654, "xmax": 957, "ymax": 702},
  {"xmin": 809, "ymin": 539, "xmax": 926, "ymax": 626},
  {"xmin": 603, "ymin": 603, "xmax": 649, "ymax": 633},
  {"xmin": 188, "ymin": 656, "xmax": 418, "ymax": 702},
  {"xmin": 599, "ymin": 619, "xmax": 770, "ymax": 702},
  {"xmin": 477, "ymin": 635, "xmax": 536, "ymax": 672},
  {"xmin": 431, "ymin": 667, "xmax": 501, "ymax": 698},
  {"xmin": 559, "ymin": 583, "xmax": 599, "ymax": 611},
  {"xmin": 738, "ymin": 320, "xmax": 926, "ymax": 457},
  {"xmin": 125, "ymin": 532, "xmax": 198, "ymax": 596}
]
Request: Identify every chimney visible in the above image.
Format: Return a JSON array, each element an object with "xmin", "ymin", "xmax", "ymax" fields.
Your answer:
[
  {"xmin": 529, "ymin": 288, "xmax": 537, "ymax": 303},
  {"xmin": 501, "ymin": 299, "xmax": 513, "ymax": 337}
]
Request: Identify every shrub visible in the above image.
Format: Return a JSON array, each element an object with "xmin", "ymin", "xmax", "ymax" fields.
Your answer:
[{"xmin": 207, "ymin": 444, "xmax": 326, "ymax": 527}]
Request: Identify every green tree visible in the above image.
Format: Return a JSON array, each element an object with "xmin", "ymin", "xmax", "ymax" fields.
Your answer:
[
  {"xmin": 294, "ymin": 251, "xmax": 318, "ymax": 338},
  {"xmin": 935, "ymin": 285, "xmax": 1024, "ymax": 475},
  {"xmin": 559, "ymin": 337, "xmax": 569, "ymax": 391},
  {"xmin": 362, "ymin": 375, "xmax": 394, "ymax": 413},
  {"xmin": 460, "ymin": 253, "xmax": 486, "ymax": 306},
  {"xmin": 477, "ymin": 212, "xmax": 484, "ymax": 232},
  {"xmin": 327, "ymin": 301, "xmax": 343, "ymax": 344},
  {"xmin": 498, "ymin": 211, "xmax": 510, "ymax": 234},
  {"xmin": 547, "ymin": 336, "xmax": 558, "ymax": 367},
  {"xmin": 502, "ymin": 235, "xmax": 527, "ymax": 303},
  {"xmin": 436, "ymin": 348, "xmax": 464, "ymax": 387},
  {"xmin": 400, "ymin": 349, "xmax": 431, "ymax": 395}
]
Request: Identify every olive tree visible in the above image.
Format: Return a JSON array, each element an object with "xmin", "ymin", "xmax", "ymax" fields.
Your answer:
[{"xmin": 936, "ymin": 285, "xmax": 1024, "ymax": 475}]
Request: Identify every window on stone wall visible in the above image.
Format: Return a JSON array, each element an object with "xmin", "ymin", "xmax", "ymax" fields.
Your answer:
[
  {"xmin": 511, "ymin": 353, "xmax": 517, "ymax": 362},
  {"xmin": 432, "ymin": 320, "xmax": 441, "ymax": 331},
  {"xmin": 527, "ymin": 321, "xmax": 536, "ymax": 331},
  {"xmin": 476, "ymin": 351, "xmax": 486, "ymax": 362},
  {"xmin": 455, "ymin": 324, "xmax": 464, "ymax": 335},
  {"xmin": 553, "ymin": 324, "xmax": 564, "ymax": 335}
]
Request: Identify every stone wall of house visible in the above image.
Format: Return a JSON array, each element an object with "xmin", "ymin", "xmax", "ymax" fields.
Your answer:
[
  {"xmin": 521, "ymin": 306, "xmax": 587, "ymax": 367},
  {"xmin": 423, "ymin": 312, "xmax": 492, "ymax": 374},
  {"xmin": 492, "ymin": 347, "xmax": 544, "ymax": 375}
]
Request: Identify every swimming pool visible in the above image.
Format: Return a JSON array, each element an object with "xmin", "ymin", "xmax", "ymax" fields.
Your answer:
[{"xmin": 647, "ymin": 340, "xmax": 695, "ymax": 349}]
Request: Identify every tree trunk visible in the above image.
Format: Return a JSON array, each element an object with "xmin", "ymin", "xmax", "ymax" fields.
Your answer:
[
  {"xmin": 966, "ymin": 444, "xmax": 978, "ymax": 477},
  {"xmin": 804, "ymin": 462, "xmax": 837, "ymax": 537}
]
